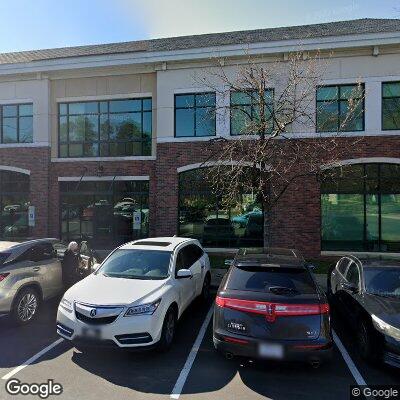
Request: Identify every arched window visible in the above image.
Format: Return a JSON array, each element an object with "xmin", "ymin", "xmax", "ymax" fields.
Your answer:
[
  {"xmin": 178, "ymin": 168, "xmax": 263, "ymax": 248},
  {"xmin": 0, "ymin": 171, "xmax": 30, "ymax": 239},
  {"xmin": 321, "ymin": 163, "xmax": 400, "ymax": 252}
]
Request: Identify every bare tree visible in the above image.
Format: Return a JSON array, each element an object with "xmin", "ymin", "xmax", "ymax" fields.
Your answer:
[{"xmin": 193, "ymin": 51, "xmax": 365, "ymax": 247}]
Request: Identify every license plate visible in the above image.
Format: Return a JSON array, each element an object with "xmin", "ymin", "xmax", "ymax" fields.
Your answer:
[
  {"xmin": 81, "ymin": 327, "xmax": 101, "ymax": 340},
  {"xmin": 258, "ymin": 343, "xmax": 284, "ymax": 359}
]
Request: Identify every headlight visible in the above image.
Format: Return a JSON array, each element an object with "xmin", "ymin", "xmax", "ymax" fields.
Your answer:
[
  {"xmin": 59, "ymin": 298, "xmax": 73, "ymax": 313},
  {"xmin": 372, "ymin": 314, "xmax": 400, "ymax": 341},
  {"xmin": 124, "ymin": 299, "xmax": 161, "ymax": 317}
]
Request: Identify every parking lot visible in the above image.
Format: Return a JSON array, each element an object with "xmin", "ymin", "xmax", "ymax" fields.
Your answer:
[{"xmin": 0, "ymin": 285, "xmax": 398, "ymax": 400}]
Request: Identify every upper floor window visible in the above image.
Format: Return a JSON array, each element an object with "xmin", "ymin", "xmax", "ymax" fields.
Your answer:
[
  {"xmin": 58, "ymin": 98, "xmax": 152, "ymax": 158},
  {"xmin": 316, "ymin": 84, "xmax": 364, "ymax": 133},
  {"xmin": 174, "ymin": 93, "xmax": 216, "ymax": 137},
  {"xmin": 382, "ymin": 82, "xmax": 400, "ymax": 130},
  {"xmin": 1, "ymin": 104, "xmax": 33, "ymax": 143},
  {"xmin": 230, "ymin": 90, "xmax": 273, "ymax": 135}
]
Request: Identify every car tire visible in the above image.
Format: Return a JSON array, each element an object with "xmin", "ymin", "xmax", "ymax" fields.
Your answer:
[
  {"xmin": 157, "ymin": 307, "xmax": 177, "ymax": 352},
  {"xmin": 11, "ymin": 287, "xmax": 40, "ymax": 325},
  {"xmin": 200, "ymin": 274, "xmax": 211, "ymax": 304},
  {"xmin": 357, "ymin": 320, "xmax": 377, "ymax": 362}
]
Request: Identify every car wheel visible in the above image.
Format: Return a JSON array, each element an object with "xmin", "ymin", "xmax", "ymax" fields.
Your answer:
[
  {"xmin": 200, "ymin": 274, "xmax": 211, "ymax": 303},
  {"xmin": 157, "ymin": 307, "xmax": 177, "ymax": 352},
  {"xmin": 11, "ymin": 287, "xmax": 40, "ymax": 325},
  {"xmin": 357, "ymin": 320, "xmax": 376, "ymax": 362}
]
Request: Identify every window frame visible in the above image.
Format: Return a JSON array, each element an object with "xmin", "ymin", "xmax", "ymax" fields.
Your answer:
[
  {"xmin": 0, "ymin": 103, "xmax": 33, "ymax": 144},
  {"xmin": 382, "ymin": 81, "xmax": 400, "ymax": 131},
  {"xmin": 58, "ymin": 98, "xmax": 152, "ymax": 158},
  {"xmin": 230, "ymin": 89, "xmax": 274, "ymax": 136},
  {"xmin": 174, "ymin": 92, "xmax": 216, "ymax": 138},
  {"xmin": 316, "ymin": 84, "xmax": 365, "ymax": 133}
]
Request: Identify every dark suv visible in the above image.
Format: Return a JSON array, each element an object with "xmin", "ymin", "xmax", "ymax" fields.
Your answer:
[{"xmin": 213, "ymin": 248, "xmax": 332, "ymax": 367}]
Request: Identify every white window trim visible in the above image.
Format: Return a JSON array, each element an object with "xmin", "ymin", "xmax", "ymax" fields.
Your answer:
[
  {"xmin": 177, "ymin": 160, "xmax": 255, "ymax": 173},
  {"xmin": 52, "ymin": 156, "xmax": 156, "ymax": 162},
  {"xmin": 58, "ymin": 176, "xmax": 149, "ymax": 182},
  {"xmin": 0, "ymin": 165, "xmax": 30, "ymax": 175},
  {"xmin": 321, "ymin": 157, "xmax": 400, "ymax": 170},
  {"xmin": 0, "ymin": 98, "xmax": 33, "ymax": 105},
  {"xmin": 0, "ymin": 142, "xmax": 49, "ymax": 148},
  {"xmin": 56, "ymin": 92, "xmax": 153, "ymax": 103}
]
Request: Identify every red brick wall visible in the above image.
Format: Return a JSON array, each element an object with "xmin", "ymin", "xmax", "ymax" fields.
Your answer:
[{"xmin": 0, "ymin": 146, "xmax": 50, "ymax": 238}]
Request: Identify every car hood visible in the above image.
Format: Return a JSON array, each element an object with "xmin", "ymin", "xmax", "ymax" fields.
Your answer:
[
  {"xmin": 363, "ymin": 293, "xmax": 400, "ymax": 327},
  {"xmin": 65, "ymin": 273, "xmax": 168, "ymax": 306}
]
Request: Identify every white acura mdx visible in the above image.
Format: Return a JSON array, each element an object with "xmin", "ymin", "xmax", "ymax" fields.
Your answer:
[{"xmin": 56, "ymin": 237, "xmax": 211, "ymax": 351}]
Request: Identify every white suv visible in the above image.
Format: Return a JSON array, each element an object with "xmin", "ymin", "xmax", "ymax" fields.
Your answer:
[{"xmin": 57, "ymin": 237, "xmax": 211, "ymax": 351}]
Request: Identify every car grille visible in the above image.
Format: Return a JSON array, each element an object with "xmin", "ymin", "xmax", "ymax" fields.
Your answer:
[
  {"xmin": 115, "ymin": 333, "xmax": 153, "ymax": 345},
  {"xmin": 75, "ymin": 311, "xmax": 118, "ymax": 325}
]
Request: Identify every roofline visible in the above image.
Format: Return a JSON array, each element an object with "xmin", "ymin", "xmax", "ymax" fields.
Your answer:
[{"xmin": 0, "ymin": 30, "xmax": 400, "ymax": 76}]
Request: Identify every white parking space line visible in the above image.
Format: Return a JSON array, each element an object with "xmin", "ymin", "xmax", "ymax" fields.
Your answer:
[
  {"xmin": 332, "ymin": 329, "xmax": 366, "ymax": 386},
  {"xmin": 1, "ymin": 338, "xmax": 64, "ymax": 381},
  {"xmin": 170, "ymin": 305, "xmax": 214, "ymax": 400}
]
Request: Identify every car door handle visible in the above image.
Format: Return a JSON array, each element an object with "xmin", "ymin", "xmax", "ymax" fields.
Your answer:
[{"xmin": 33, "ymin": 267, "xmax": 40, "ymax": 272}]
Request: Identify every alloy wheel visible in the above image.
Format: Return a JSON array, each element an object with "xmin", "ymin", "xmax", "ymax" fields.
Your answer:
[
  {"xmin": 17, "ymin": 293, "xmax": 38, "ymax": 322},
  {"xmin": 165, "ymin": 312, "xmax": 175, "ymax": 344}
]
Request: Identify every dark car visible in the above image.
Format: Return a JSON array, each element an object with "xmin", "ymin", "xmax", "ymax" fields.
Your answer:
[
  {"xmin": 213, "ymin": 248, "xmax": 332, "ymax": 367},
  {"xmin": 328, "ymin": 256, "xmax": 400, "ymax": 367}
]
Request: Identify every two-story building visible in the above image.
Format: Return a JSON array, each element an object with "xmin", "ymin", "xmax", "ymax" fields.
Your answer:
[{"xmin": 0, "ymin": 18, "xmax": 400, "ymax": 258}]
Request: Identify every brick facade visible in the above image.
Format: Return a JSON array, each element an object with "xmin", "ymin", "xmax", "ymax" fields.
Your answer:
[{"xmin": 1, "ymin": 135, "xmax": 399, "ymax": 258}]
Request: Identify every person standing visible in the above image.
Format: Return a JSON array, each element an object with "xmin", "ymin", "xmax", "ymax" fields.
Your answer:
[{"xmin": 62, "ymin": 241, "xmax": 81, "ymax": 289}]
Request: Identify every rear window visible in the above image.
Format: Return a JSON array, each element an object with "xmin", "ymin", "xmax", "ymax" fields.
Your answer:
[
  {"xmin": 0, "ymin": 252, "xmax": 10, "ymax": 265},
  {"xmin": 226, "ymin": 266, "xmax": 316, "ymax": 293}
]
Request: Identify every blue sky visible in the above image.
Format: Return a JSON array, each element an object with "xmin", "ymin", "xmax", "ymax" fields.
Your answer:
[{"xmin": 0, "ymin": 0, "xmax": 398, "ymax": 53}]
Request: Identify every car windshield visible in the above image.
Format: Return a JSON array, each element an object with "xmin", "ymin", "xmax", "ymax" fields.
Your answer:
[
  {"xmin": 364, "ymin": 267, "xmax": 400, "ymax": 298},
  {"xmin": 227, "ymin": 265, "xmax": 316, "ymax": 294},
  {"xmin": 98, "ymin": 249, "xmax": 172, "ymax": 280}
]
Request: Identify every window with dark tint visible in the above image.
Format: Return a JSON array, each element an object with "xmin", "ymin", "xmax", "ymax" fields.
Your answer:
[
  {"xmin": 185, "ymin": 244, "xmax": 203, "ymax": 265},
  {"xmin": 178, "ymin": 167, "xmax": 263, "ymax": 248},
  {"xmin": 226, "ymin": 266, "xmax": 316, "ymax": 293},
  {"xmin": 99, "ymin": 249, "xmax": 171, "ymax": 280},
  {"xmin": 230, "ymin": 89, "xmax": 273, "ymax": 135},
  {"xmin": 58, "ymin": 98, "xmax": 152, "ymax": 157},
  {"xmin": 382, "ymin": 82, "xmax": 400, "ymax": 130},
  {"xmin": 345, "ymin": 262, "xmax": 360, "ymax": 286},
  {"xmin": 321, "ymin": 163, "xmax": 400, "ymax": 252},
  {"xmin": 60, "ymin": 180, "xmax": 149, "ymax": 248},
  {"xmin": 1, "ymin": 104, "xmax": 33, "ymax": 143},
  {"xmin": 316, "ymin": 84, "xmax": 364, "ymax": 132},
  {"xmin": 364, "ymin": 267, "xmax": 400, "ymax": 297},
  {"xmin": 175, "ymin": 93, "xmax": 216, "ymax": 137}
]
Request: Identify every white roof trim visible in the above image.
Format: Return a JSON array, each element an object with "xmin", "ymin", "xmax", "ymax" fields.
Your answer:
[
  {"xmin": 0, "ymin": 165, "xmax": 30, "ymax": 175},
  {"xmin": 321, "ymin": 157, "xmax": 400, "ymax": 169},
  {"xmin": 58, "ymin": 176, "xmax": 149, "ymax": 182},
  {"xmin": 1, "ymin": 31, "xmax": 400, "ymax": 76}
]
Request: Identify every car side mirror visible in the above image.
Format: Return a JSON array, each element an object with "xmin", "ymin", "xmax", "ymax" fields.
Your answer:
[
  {"xmin": 224, "ymin": 259, "xmax": 234, "ymax": 267},
  {"xmin": 306, "ymin": 263, "xmax": 316, "ymax": 271},
  {"xmin": 342, "ymin": 282, "xmax": 359, "ymax": 293},
  {"xmin": 176, "ymin": 269, "xmax": 192, "ymax": 279}
]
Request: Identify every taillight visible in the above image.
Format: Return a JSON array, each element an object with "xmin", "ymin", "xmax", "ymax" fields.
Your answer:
[
  {"xmin": 216, "ymin": 296, "xmax": 329, "ymax": 323},
  {"xmin": 0, "ymin": 273, "xmax": 9, "ymax": 282}
]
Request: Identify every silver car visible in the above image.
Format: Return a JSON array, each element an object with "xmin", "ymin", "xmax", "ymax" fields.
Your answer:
[{"xmin": 0, "ymin": 238, "xmax": 64, "ymax": 324}]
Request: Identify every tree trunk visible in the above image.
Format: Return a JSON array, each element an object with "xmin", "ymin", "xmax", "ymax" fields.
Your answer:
[{"xmin": 263, "ymin": 202, "xmax": 271, "ymax": 249}]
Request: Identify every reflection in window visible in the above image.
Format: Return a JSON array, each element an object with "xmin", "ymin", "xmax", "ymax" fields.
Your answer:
[
  {"xmin": 0, "ymin": 171, "xmax": 30, "ymax": 239},
  {"xmin": 316, "ymin": 84, "xmax": 364, "ymax": 132},
  {"xmin": 60, "ymin": 180, "xmax": 149, "ymax": 248},
  {"xmin": 321, "ymin": 163, "xmax": 400, "ymax": 252},
  {"xmin": 59, "ymin": 99, "xmax": 152, "ymax": 158},
  {"xmin": 178, "ymin": 168, "xmax": 263, "ymax": 247},
  {"xmin": 1, "ymin": 104, "xmax": 33, "ymax": 143},
  {"xmin": 175, "ymin": 93, "xmax": 216, "ymax": 137},
  {"xmin": 230, "ymin": 90, "xmax": 274, "ymax": 135},
  {"xmin": 382, "ymin": 82, "xmax": 400, "ymax": 130}
]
